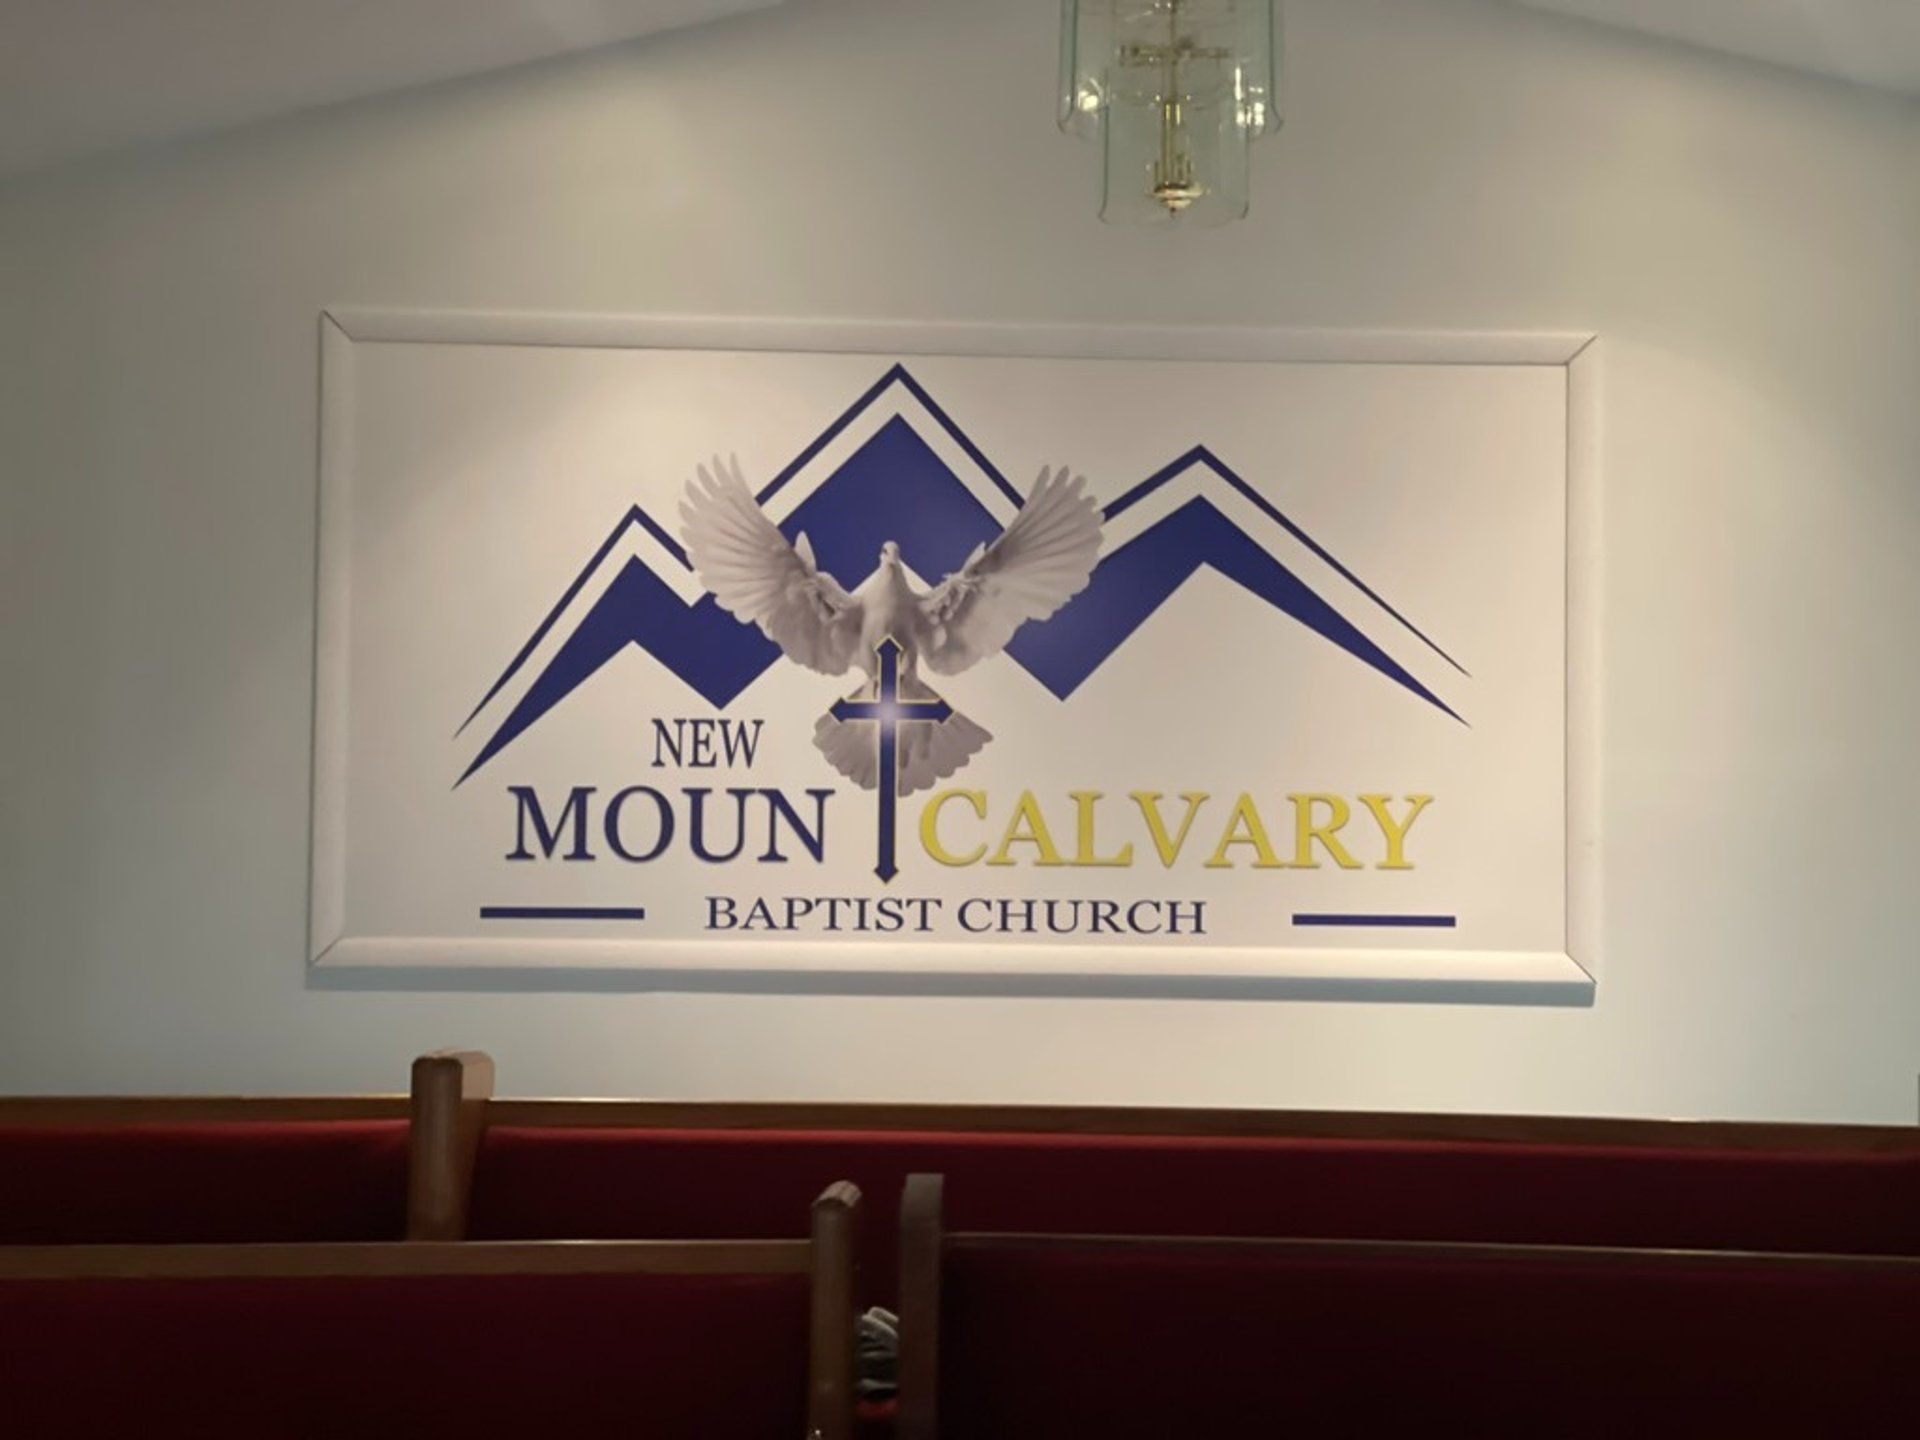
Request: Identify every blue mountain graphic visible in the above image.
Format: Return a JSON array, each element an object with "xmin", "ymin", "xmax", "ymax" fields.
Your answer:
[{"xmin": 456, "ymin": 365, "xmax": 1464, "ymax": 785}]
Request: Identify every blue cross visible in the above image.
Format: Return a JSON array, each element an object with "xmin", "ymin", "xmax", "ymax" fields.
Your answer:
[{"xmin": 830, "ymin": 636, "xmax": 953, "ymax": 882}]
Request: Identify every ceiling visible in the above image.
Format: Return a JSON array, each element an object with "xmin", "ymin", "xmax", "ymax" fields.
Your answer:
[
  {"xmin": 0, "ymin": 0, "xmax": 785, "ymax": 179},
  {"xmin": 1512, "ymin": 0, "xmax": 1920, "ymax": 95},
  {"xmin": 0, "ymin": 0, "xmax": 1912, "ymax": 181}
]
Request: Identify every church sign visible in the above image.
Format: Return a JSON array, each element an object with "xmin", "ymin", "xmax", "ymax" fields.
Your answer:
[{"xmin": 312, "ymin": 312, "xmax": 1598, "ymax": 998}]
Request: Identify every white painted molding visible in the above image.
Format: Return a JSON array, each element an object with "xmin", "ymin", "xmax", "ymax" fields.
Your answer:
[
  {"xmin": 310, "ymin": 308, "xmax": 1601, "ymax": 1003},
  {"xmin": 1565, "ymin": 337, "xmax": 1603, "ymax": 985},
  {"xmin": 322, "ymin": 305, "xmax": 1595, "ymax": 368},
  {"xmin": 308, "ymin": 313, "xmax": 355, "ymax": 965},
  {"xmin": 319, "ymin": 934, "xmax": 1582, "ymax": 989}
]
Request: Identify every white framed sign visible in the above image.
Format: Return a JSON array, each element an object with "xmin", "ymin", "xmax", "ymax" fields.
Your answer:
[{"xmin": 312, "ymin": 310, "xmax": 1599, "ymax": 999}]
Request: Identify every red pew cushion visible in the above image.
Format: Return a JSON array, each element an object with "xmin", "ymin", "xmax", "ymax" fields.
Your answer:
[
  {"xmin": 469, "ymin": 1126, "xmax": 1920, "ymax": 1293},
  {"xmin": 0, "ymin": 1122, "xmax": 410, "ymax": 1242},
  {"xmin": 0, "ymin": 1269, "xmax": 808, "ymax": 1440},
  {"xmin": 938, "ymin": 1240, "xmax": 1920, "ymax": 1438}
]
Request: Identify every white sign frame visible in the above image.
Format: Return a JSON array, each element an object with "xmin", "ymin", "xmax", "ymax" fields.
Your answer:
[{"xmin": 310, "ymin": 308, "xmax": 1601, "ymax": 1001}]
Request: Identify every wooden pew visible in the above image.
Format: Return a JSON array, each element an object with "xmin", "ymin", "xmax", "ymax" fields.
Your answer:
[
  {"xmin": 405, "ymin": 1048, "xmax": 496, "ymax": 1240},
  {"xmin": 0, "ymin": 1086, "xmax": 416, "ymax": 1244},
  {"xmin": 412, "ymin": 1055, "xmax": 1920, "ymax": 1297},
  {"xmin": 463, "ymin": 1087, "xmax": 1920, "ymax": 1152},
  {"xmin": 0, "ymin": 1049, "xmax": 496, "ymax": 1244},
  {"xmin": 894, "ymin": 1172, "xmax": 1920, "ymax": 1440},
  {"xmin": 0, "ymin": 1181, "xmax": 861, "ymax": 1440}
]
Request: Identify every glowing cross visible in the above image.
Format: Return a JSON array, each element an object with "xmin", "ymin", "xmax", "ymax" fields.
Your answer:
[{"xmin": 830, "ymin": 636, "xmax": 953, "ymax": 882}]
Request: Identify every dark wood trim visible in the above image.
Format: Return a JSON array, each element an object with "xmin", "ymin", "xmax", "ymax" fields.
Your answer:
[
  {"xmin": 405, "ymin": 1050, "xmax": 496, "ymax": 1241},
  {"xmin": 943, "ymin": 1230, "xmax": 1920, "ymax": 1275},
  {"xmin": 895, "ymin": 1174, "xmax": 946, "ymax": 1440},
  {"xmin": 477, "ymin": 1099, "xmax": 1920, "ymax": 1153},
  {"xmin": 0, "ymin": 1097, "xmax": 410, "ymax": 1126},
  {"xmin": 0, "ymin": 1239, "xmax": 811, "ymax": 1281},
  {"xmin": 807, "ymin": 1181, "xmax": 861, "ymax": 1440},
  {"xmin": 8, "ymin": 1091, "xmax": 1907, "ymax": 1154}
]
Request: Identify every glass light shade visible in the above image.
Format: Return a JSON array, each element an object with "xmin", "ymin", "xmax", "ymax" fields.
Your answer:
[
  {"xmin": 1060, "ymin": 0, "xmax": 1281, "ymax": 225},
  {"xmin": 1100, "ymin": 55, "xmax": 1248, "ymax": 226}
]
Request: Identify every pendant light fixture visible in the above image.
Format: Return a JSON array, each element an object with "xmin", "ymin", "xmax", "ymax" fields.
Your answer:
[{"xmin": 1059, "ymin": 0, "xmax": 1282, "ymax": 226}]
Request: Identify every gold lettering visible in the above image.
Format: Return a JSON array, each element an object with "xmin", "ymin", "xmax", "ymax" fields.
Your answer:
[
  {"xmin": 1130, "ymin": 792, "xmax": 1210, "ymax": 868},
  {"xmin": 1360, "ymin": 794, "xmax": 1432, "ymax": 870},
  {"xmin": 1070, "ymin": 791, "xmax": 1134, "ymax": 867},
  {"xmin": 1205, "ymin": 794, "xmax": 1287, "ymax": 869},
  {"xmin": 921, "ymin": 789, "xmax": 989, "ymax": 867},
  {"xmin": 1290, "ymin": 794, "xmax": 1362, "ymax": 870},
  {"xmin": 987, "ymin": 791, "xmax": 1067, "ymax": 867}
]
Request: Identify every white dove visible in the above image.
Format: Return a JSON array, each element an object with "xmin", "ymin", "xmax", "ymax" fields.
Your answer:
[{"xmin": 680, "ymin": 456, "xmax": 1103, "ymax": 796}]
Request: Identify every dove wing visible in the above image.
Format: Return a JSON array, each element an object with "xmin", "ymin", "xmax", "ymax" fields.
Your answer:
[
  {"xmin": 918, "ymin": 465, "xmax": 1103, "ymax": 676},
  {"xmin": 680, "ymin": 456, "xmax": 862, "ymax": 676}
]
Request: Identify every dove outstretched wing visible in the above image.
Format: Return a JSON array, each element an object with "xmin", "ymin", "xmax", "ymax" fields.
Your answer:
[
  {"xmin": 680, "ymin": 456, "xmax": 863, "ymax": 676},
  {"xmin": 918, "ymin": 466, "xmax": 1103, "ymax": 676}
]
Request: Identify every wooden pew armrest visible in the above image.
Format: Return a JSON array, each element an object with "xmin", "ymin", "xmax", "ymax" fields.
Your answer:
[{"xmin": 406, "ymin": 1050, "xmax": 495, "ymax": 1240}]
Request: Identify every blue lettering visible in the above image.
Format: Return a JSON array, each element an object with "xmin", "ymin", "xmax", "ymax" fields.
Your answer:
[
  {"xmin": 650, "ymin": 720, "xmax": 686, "ymax": 769},
  {"xmin": 1166, "ymin": 900, "xmax": 1207, "ymax": 936},
  {"xmin": 507, "ymin": 786, "xmax": 595, "ymax": 862},
  {"xmin": 688, "ymin": 721, "xmax": 718, "ymax": 768},
  {"xmin": 605, "ymin": 786, "xmax": 675, "ymax": 863},
  {"xmin": 760, "ymin": 788, "xmax": 831, "ymax": 863},
  {"xmin": 720, "ymin": 720, "xmax": 764, "ymax": 769},
  {"xmin": 687, "ymin": 788, "xmax": 752, "ymax": 863}
]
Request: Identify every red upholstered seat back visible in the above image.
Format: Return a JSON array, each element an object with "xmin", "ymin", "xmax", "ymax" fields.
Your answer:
[
  {"xmin": 938, "ymin": 1241, "xmax": 1920, "ymax": 1438},
  {"xmin": 469, "ymin": 1127, "xmax": 1920, "ymax": 1292},
  {"xmin": 0, "ymin": 1122, "xmax": 410, "ymax": 1242},
  {"xmin": 0, "ymin": 1268, "xmax": 809, "ymax": 1440}
]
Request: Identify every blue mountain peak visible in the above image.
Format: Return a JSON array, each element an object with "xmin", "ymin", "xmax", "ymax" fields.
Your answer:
[{"xmin": 455, "ymin": 366, "xmax": 1463, "ymax": 786}]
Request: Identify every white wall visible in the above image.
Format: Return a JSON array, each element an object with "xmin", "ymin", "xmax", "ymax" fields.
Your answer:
[{"xmin": 2, "ymin": 0, "xmax": 1917, "ymax": 1119}]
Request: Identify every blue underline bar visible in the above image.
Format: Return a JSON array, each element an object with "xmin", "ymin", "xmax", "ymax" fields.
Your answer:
[
  {"xmin": 480, "ymin": 906, "xmax": 648, "ymax": 922},
  {"xmin": 1293, "ymin": 914, "xmax": 1457, "ymax": 929}
]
